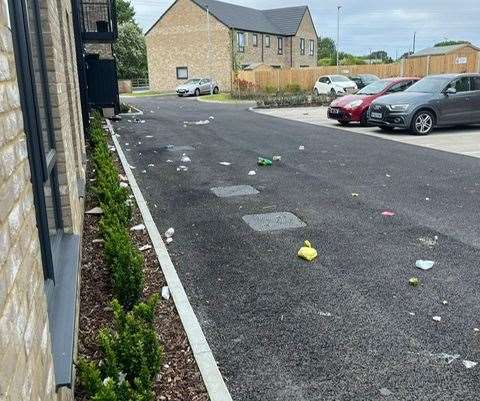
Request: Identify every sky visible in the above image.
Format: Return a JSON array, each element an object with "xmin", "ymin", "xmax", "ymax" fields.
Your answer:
[{"xmin": 131, "ymin": 0, "xmax": 480, "ymax": 57}]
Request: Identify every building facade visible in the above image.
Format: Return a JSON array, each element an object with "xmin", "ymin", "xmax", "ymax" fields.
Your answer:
[{"xmin": 146, "ymin": 0, "xmax": 318, "ymax": 92}]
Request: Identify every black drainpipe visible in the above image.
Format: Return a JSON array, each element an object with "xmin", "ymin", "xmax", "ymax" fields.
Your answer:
[
  {"xmin": 290, "ymin": 36, "xmax": 293, "ymax": 67},
  {"xmin": 261, "ymin": 33, "xmax": 264, "ymax": 62}
]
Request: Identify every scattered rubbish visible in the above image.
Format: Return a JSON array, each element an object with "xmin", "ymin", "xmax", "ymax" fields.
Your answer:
[
  {"xmin": 125, "ymin": 143, "xmax": 129, "ymax": 146},
  {"xmin": 195, "ymin": 120, "xmax": 210, "ymax": 125},
  {"xmin": 139, "ymin": 245, "xmax": 152, "ymax": 251},
  {"xmin": 319, "ymin": 312, "xmax": 332, "ymax": 317},
  {"xmin": 180, "ymin": 154, "xmax": 191, "ymax": 163},
  {"xmin": 142, "ymin": 170, "xmax": 147, "ymax": 174},
  {"xmin": 425, "ymin": 197, "xmax": 430, "ymax": 201},
  {"xmin": 86, "ymin": 207, "xmax": 103, "ymax": 215},
  {"xmin": 474, "ymin": 328, "xmax": 480, "ymax": 332},
  {"xmin": 386, "ymin": 174, "xmax": 391, "ymax": 178},
  {"xmin": 351, "ymin": 193, "xmax": 359, "ymax": 197},
  {"xmin": 166, "ymin": 160, "xmax": 173, "ymax": 163},
  {"xmin": 148, "ymin": 164, "xmax": 155, "ymax": 167},
  {"xmin": 416, "ymin": 260, "xmax": 435, "ymax": 271},
  {"xmin": 409, "ymin": 277, "xmax": 420, "ymax": 287},
  {"xmin": 130, "ymin": 224, "xmax": 146, "ymax": 232},
  {"xmin": 161, "ymin": 286, "xmax": 171, "ymax": 300},
  {"xmin": 418, "ymin": 236, "xmax": 438, "ymax": 247},
  {"xmin": 146, "ymin": 135, "xmax": 153, "ymax": 138},
  {"xmin": 432, "ymin": 352, "xmax": 460, "ymax": 364},
  {"xmin": 272, "ymin": 155, "xmax": 282, "ymax": 161},
  {"xmin": 89, "ymin": 178, "xmax": 96, "ymax": 182},
  {"xmin": 219, "ymin": 162, "xmax": 231, "ymax": 166},
  {"xmin": 209, "ymin": 116, "xmax": 215, "ymax": 120},
  {"xmin": 119, "ymin": 174, "xmax": 128, "ymax": 182},
  {"xmin": 165, "ymin": 228, "xmax": 175, "ymax": 238},
  {"xmin": 463, "ymin": 360, "xmax": 478, "ymax": 369},
  {"xmin": 258, "ymin": 157, "xmax": 272, "ymax": 166},
  {"xmin": 433, "ymin": 316, "xmax": 442, "ymax": 322},
  {"xmin": 138, "ymin": 141, "xmax": 142, "ymax": 145},
  {"xmin": 382, "ymin": 211, "xmax": 395, "ymax": 217},
  {"xmin": 379, "ymin": 388, "xmax": 392, "ymax": 397},
  {"xmin": 297, "ymin": 241, "xmax": 318, "ymax": 262},
  {"xmin": 129, "ymin": 165, "xmax": 136, "ymax": 169},
  {"xmin": 299, "ymin": 145, "xmax": 305, "ymax": 150},
  {"xmin": 166, "ymin": 144, "xmax": 174, "ymax": 149},
  {"xmin": 125, "ymin": 199, "xmax": 134, "ymax": 207},
  {"xmin": 166, "ymin": 237, "xmax": 173, "ymax": 244},
  {"xmin": 409, "ymin": 312, "xmax": 416, "ymax": 316},
  {"xmin": 248, "ymin": 170, "xmax": 256, "ymax": 176},
  {"xmin": 176, "ymin": 166, "xmax": 188, "ymax": 172},
  {"xmin": 92, "ymin": 239, "xmax": 104, "ymax": 244},
  {"xmin": 442, "ymin": 300, "xmax": 448, "ymax": 305}
]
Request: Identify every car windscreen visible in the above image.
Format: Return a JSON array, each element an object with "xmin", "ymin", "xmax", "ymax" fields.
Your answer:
[
  {"xmin": 186, "ymin": 79, "xmax": 201, "ymax": 84},
  {"xmin": 357, "ymin": 80, "xmax": 391, "ymax": 95},
  {"xmin": 331, "ymin": 75, "xmax": 351, "ymax": 82},
  {"xmin": 406, "ymin": 77, "xmax": 450, "ymax": 93},
  {"xmin": 362, "ymin": 75, "xmax": 380, "ymax": 82}
]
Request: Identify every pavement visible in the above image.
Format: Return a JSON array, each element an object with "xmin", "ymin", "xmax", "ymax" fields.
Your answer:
[
  {"xmin": 255, "ymin": 106, "xmax": 480, "ymax": 159},
  {"xmin": 113, "ymin": 96, "xmax": 480, "ymax": 401}
]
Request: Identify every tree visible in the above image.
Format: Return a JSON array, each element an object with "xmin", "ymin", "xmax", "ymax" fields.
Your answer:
[
  {"xmin": 114, "ymin": 22, "xmax": 148, "ymax": 79},
  {"xmin": 317, "ymin": 37, "xmax": 336, "ymax": 63},
  {"xmin": 434, "ymin": 40, "xmax": 469, "ymax": 47},
  {"xmin": 116, "ymin": 0, "xmax": 136, "ymax": 25}
]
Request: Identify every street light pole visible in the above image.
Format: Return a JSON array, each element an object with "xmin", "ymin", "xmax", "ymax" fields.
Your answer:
[
  {"xmin": 207, "ymin": 6, "xmax": 213, "ymax": 95},
  {"xmin": 412, "ymin": 31, "xmax": 417, "ymax": 54},
  {"xmin": 336, "ymin": 5, "xmax": 342, "ymax": 73}
]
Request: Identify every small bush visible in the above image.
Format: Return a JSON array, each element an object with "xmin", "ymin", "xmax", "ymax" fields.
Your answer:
[
  {"xmin": 284, "ymin": 83, "xmax": 302, "ymax": 94},
  {"xmin": 256, "ymin": 92, "xmax": 332, "ymax": 108},
  {"xmin": 265, "ymin": 85, "xmax": 277, "ymax": 94}
]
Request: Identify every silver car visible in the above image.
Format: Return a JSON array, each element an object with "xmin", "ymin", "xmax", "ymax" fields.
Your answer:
[
  {"xmin": 176, "ymin": 78, "xmax": 219, "ymax": 97},
  {"xmin": 368, "ymin": 73, "xmax": 480, "ymax": 135}
]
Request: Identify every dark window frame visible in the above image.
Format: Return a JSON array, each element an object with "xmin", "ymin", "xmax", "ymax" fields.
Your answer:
[
  {"xmin": 300, "ymin": 38, "xmax": 305, "ymax": 55},
  {"xmin": 252, "ymin": 33, "xmax": 258, "ymax": 47},
  {"xmin": 176, "ymin": 66, "xmax": 188, "ymax": 80},
  {"xmin": 237, "ymin": 31, "xmax": 245, "ymax": 52},
  {"xmin": 277, "ymin": 37, "xmax": 283, "ymax": 55},
  {"xmin": 265, "ymin": 35, "xmax": 270, "ymax": 48},
  {"xmin": 309, "ymin": 39, "xmax": 315, "ymax": 56}
]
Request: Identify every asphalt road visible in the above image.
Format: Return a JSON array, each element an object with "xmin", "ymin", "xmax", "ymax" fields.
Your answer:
[{"xmin": 114, "ymin": 96, "xmax": 480, "ymax": 401}]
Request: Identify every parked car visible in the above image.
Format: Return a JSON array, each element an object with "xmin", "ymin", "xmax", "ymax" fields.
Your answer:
[
  {"xmin": 176, "ymin": 78, "xmax": 219, "ymax": 97},
  {"xmin": 314, "ymin": 75, "xmax": 357, "ymax": 96},
  {"xmin": 348, "ymin": 74, "xmax": 380, "ymax": 89},
  {"xmin": 327, "ymin": 77, "xmax": 419, "ymax": 125},
  {"xmin": 368, "ymin": 73, "xmax": 480, "ymax": 135}
]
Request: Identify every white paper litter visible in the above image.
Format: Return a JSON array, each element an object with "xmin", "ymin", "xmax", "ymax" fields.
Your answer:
[
  {"xmin": 161, "ymin": 286, "xmax": 171, "ymax": 300},
  {"xmin": 463, "ymin": 360, "xmax": 478, "ymax": 369},
  {"xmin": 319, "ymin": 312, "xmax": 332, "ymax": 317},
  {"xmin": 272, "ymin": 155, "xmax": 282, "ymax": 161},
  {"xmin": 139, "ymin": 245, "xmax": 152, "ymax": 251},
  {"xmin": 299, "ymin": 145, "xmax": 305, "ymax": 150},
  {"xmin": 86, "ymin": 207, "xmax": 103, "ymax": 215},
  {"xmin": 119, "ymin": 174, "xmax": 128, "ymax": 182},
  {"xmin": 166, "ymin": 160, "xmax": 173, "ymax": 163},
  {"xmin": 92, "ymin": 239, "xmax": 104, "ymax": 244},
  {"xmin": 146, "ymin": 135, "xmax": 153, "ymax": 138},
  {"xmin": 180, "ymin": 154, "xmax": 191, "ymax": 163},
  {"xmin": 195, "ymin": 120, "xmax": 210, "ymax": 125},
  {"xmin": 418, "ymin": 236, "xmax": 438, "ymax": 247},
  {"xmin": 416, "ymin": 260, "xmax": 435, "ymax": 270},
  {"xmin": 177, "ymin": 166, "xmax": 188, "ymax": 172},
  {"xmin": 166, "ymin": 237, "xmax": 173, "ymax": 244},
  {"xmin": 433, "ymin": 316, "xmax": 442, "ymax": 322},
  {"xmin": 219, "ymin": 162, "xmax": 231, "ymax": 166},
  {"xmin": 209, "ymin": 116, "xmax": 215, "ymax": 120},
  {"xmin": 431, "ymin": 352, "xmax": 460, "ymax": 364},
  {"xmin": 248, "ymin": 170, "xmax": 256, "ymax": 176},
  {"xmin": 148, "ymin": 164, "xmax": 155, "ymax": 167},
  {"xmin": 130, "ymin": 224, "xmax": 146, "ymax": 231},
  {"xmin": 165, "ymin": 228, "xmax": 175, "ymax": 238}
]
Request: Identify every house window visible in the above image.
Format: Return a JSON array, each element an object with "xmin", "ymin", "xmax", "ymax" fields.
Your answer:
[
  {"xmin": 253, "ymin": 33, "xmax": 258, "ymax": 47},
  {"xmin": 309, "ymin": 39, "xmax": 315, "ymax": 56},
  {"xmin": 277, "ymin": 37, "xmax": 283, "ymax": 55},
  {"xmin": 300, "ymin": 38, "xmax": 305, "ymax": 55},
  {"xmin": 237, "ymin": 31, "xmax": 246, "ymax": 52},
  {"xmin": 265, "ymin": 35, "xmax": 270, "ymax": 48},
  {"xmin": 176, "ymin": 66, "xmax": 188, "ymax": 80}
]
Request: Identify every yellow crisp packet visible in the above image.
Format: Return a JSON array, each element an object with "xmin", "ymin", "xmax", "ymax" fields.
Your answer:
[{"xmin": 298, "ymin": 240, "xmax": 318, "ymax": 262}]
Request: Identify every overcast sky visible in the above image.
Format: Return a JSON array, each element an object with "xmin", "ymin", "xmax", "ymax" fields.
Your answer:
[{"xmin": 131, "ymin": 0, "xmax": 480, "ymax": 57}]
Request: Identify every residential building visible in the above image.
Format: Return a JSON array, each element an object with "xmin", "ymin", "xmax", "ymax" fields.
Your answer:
[
  {"xmin": 0, "ymin": 0, "xmax": 116, "ymax": 400},
  {"xmin": 145, "ymin": 0, "xmax": 318, "ymax": 92}
]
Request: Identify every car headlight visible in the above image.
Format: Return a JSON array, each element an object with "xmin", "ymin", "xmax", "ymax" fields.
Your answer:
[
  {"xmin": 387, "ymin": 104, "xmax": 410, "ymax": 112},
  {"xmin": 345, "ymin": 100, "xmax": 363, "ymax": 109}
]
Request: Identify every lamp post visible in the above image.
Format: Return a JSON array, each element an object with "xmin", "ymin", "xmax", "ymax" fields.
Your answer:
[
  {"xmin": 207, "ymin": 5, "xmax": 213, "ymax": 95},
  {"xmin": 336, "ymin": 5, "xmax": 342, "ymax": 73}
]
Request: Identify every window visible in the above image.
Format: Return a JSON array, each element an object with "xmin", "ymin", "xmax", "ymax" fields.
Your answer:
[
  {"xmin": 300, "ymin": 38, "xmax": 305, "ymax": 55},
  {"xmin": 309, "ymin": 39, "xmax": 315, "ymax": 56},
  {"xmin": 237, "ymin": 31, "xmax": 245, "ymax": 52},
  {"xmin": 472, "ymin": 77, "xmax": 480, "ymax": 91},
  {"xmin": 265, "ymin": 35, "xmax": 270, "ymax": 48},
  {"xmin": 388, "ymin": 81, "xmax": 412, "ymax": 93},
  {"xmin": 450, "ymin": 77, "xmax": 471, "ymax": 92},
  {"xmin": 176, "ymin": 66, "xmax": 188, "ymax": 80},
  {"xmin": 277, "ymin": 37, "xmax": 283, "ymax": 55},
  {"xmin": 253, "ymin": 33, "xmax": 258, "ymax": 47}
]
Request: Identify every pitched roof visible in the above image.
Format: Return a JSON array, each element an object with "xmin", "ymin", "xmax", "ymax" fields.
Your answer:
[
  {"xmin": 409, "ymin": 43, "xmax": 479, "ymax": 58},
  {"xmin": 190, "ymin": 0, "xmax": 309, "ymax": 36}
]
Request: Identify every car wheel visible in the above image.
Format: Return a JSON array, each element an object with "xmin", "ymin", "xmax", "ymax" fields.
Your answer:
[
  {"xmin": 379, "ymin": 126, "xmax": 395, "ymax": 132},
  {"xmin": 330, "ymin": 88, "xmax": 336, "ymax": 97},
  {"xmin": 314, "ymin": 88, "xmax": 319, "ymax": 96},
  {"xmin": 411, "ymin": 110, "xmax": 435, "ymax": 135},
  {"xmin": 194, "ymin": 88, "xmax": 200, "ymax": 97},
  {"xmin": 213, "ymin": 86, "xmax": 219, "ymax": 94}
]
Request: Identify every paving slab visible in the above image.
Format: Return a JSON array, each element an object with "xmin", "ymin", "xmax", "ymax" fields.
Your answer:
[{"xmin": 211, "ymin": 185, "xmax": 259, "ymax": 198}]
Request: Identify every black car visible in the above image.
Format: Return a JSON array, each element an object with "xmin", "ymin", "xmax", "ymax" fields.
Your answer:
[{"xmin": 348, "ymin": 74, "xmax": 380, "ymax": 89}]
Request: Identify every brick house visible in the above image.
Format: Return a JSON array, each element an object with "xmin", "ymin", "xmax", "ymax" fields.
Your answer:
[
  {"xmin": 145, "ymin": 0, "xmax": 318, "ymax": 92},
  {"xmin": 0, "ymin": 0, "xmax": 115, "ymax": 400}
]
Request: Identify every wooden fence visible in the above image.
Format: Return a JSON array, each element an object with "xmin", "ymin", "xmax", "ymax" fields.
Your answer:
[{"xmin": 237, "ymin": 52, "xmax": 480, "ymax": 91}]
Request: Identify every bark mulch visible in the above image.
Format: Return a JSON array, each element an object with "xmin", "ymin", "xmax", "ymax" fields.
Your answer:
[{"xmin": 76, "ymin": 141, "xmax": 209, "ymax": 401}]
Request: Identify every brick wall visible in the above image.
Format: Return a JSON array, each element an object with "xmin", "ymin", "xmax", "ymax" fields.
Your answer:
[
  {"xmin": 146, "ymin": 0, "xmax": 232, "ymax": 92},
  {"xmin": 291, "ymin": 11, "xmax": 317, "ymax": 68},
  {"xmin": 0, "ymin": 0, "xmax": 84, "ymax": 399},
  {"xmin": 85, "ymin": 43, "xmax": 114, "ymax": 59}
]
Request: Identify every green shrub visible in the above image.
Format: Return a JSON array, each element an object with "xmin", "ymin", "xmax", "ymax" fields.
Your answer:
[
  {"xmin": 284, "ymin": 83, "xmax": 302, "ymax": 94},
  {"xmin": 265, "ymin": 85, "xmax": 277, "ymax": 94}
]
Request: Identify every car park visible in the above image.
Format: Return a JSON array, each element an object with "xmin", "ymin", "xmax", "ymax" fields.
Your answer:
[
  {"xmin": 368, "ymin": 73, "xmax": 480, "ymax": 135},
  {"xmin": 348, "ymin": 74, "xmax": 380, "ymax": 89},
  {"xmin": 313, "ymin": 75, "xmax": 358, "ymax": 96},
  {"xmin": 176, "ymin": 78, "xmax": 219, "ymax": 97},
  {"xmin": 327, "ymin": 77, "xmax": 419, "ymax": 125}
]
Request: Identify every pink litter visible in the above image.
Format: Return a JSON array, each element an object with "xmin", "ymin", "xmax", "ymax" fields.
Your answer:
[{"xmin": 382, "ymin": 211, "xmax": 395, "ymax": 217}]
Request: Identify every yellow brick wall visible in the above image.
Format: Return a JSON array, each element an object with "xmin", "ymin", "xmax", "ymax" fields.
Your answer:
[
  {"xmin": 146, "ymin": 0, "xmax": 233, "ymax": 92},
  {"xmin": 292, "ymin": 10, "xmax": 317, "ymax": 68}
]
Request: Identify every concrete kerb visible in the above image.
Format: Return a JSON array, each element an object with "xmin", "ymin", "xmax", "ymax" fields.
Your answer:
[
  {"xmin": 118, "ymin": 104, "xmax": 144, "ymax": 117},
  {"xmin": 106, "ymin": 119, "xmax": 233, "ymax": 401}
]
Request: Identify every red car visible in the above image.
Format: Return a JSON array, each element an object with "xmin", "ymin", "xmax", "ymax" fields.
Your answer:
[{"xmin": 327, "ymin": 77, "xmax": 420, "ymax": 125}]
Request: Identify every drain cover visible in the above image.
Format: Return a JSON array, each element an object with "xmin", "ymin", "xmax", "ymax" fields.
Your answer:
[
  {"xmin": 211, "ymin": 185, "xmax": 259, "ymax": 198},
  {"xmin": 242, "ymin": 212, "xmax": 306, "ymax": 232}
]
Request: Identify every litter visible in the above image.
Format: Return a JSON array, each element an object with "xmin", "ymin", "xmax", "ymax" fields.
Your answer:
[
  {"xmin": 177, "ymin": 166, "xmax": 188, "ymax": 172},
  {"xmin": 272, "ymin": 155, "xmax": 282, "ymax": 161},
  {"xmin": 92, "ymin": 239, "xmax": 104, "ymax": 244},
  {"xmin": 180, "ymin": 154, "xmax": 191, "ymax": 163},
  {"xmin": 86, "ymin": 207, "xmax": 103, "ymax": 215},
  {"xmin": 382, "ymin": 211, "xmax": 395, "ymax": 217},
  {"xmin": 130, "ymin": 224, "xmax": 146, "ymax": 232},
  {"xmin": 463, "ymin": 360, "xmax": 478, "ymax": 369},
  {"xmin": 418, "ymin": 236, "xmax": 438, "ymax": 247},
  {"xmin": 297, "ymin": 241, "xmax": 318, "ymax": 262},
  {"xmin": 319, "ymin": 312, "xmax": 332, "ymax": 317},
  {"xmin": 474, "ymin": 328, "xmax": 480, "ymax": 332},
  {"xmin": 299, "ymin": 145, "xmax": 305, "ymax": 150},
  {"xmin": 433, "ymin": 316, "xmax": 442, "ymax": 322},
  {"xmin": 166, "ymin": 160, "xmax": 173, "ymax": 163},
  {"xmin": 425, "ymin": 197, "xmax": 430, "ymax": 201},
  {"xmin": 258, "ymin": 157, "xmax": 272, "ymax": 166},
  {"xmin": 219, "ymin": 162, "xmax": 231, "ymax": 166},
  {"xmin": 165, "ymin": 228, "xmax": 175, "ymax": 238},
  {"xmin": 148, "ymin": 164, "xmax": 155, "ymax": 167},
  {"xmin": 142, "ymin": 170, "xmax": 147, "ymax": 174},
  {"xmin": 119, "ymin": 174, "xmax": 128, "ymax": 182},
  {"xmin": 379, "ymin": 388, "xmax": 392, "ymax": 397},
  {"xmin": 248, "ymin": 170, "xmax": 256, "ymax": 176},
  {"xmin": 166, "ymin": 237, "xmax": 173, "ymax": 244},
  {"xmin": 209, "ymin": 116, "xmax": 215, "ymax": 120},
  {"xmin": 416, "ymin": 260, "xmax": 435, "ymax": 271},
  {"xmin": 139, "ymin": 245, "xmax": 152, "ymax": 251},
  {"xmin": 442, "ymin": 300, "xmax": 448, "ymax": 305},
  {"xmin": 409, "ymin": 312, "xmax": 416, "ymax": 316},
  {"xmin": 146, "ymin": 135, "xmax": 153, "ymax": 138},
  {"xmin": 351, "ymin": 193, "xmax": 359, "ymax": 197},
  {"xmin": 432, "ymin": 352, "xmax": 460, "ymax": 364},
  {"xmin": 386, "ymin": 174, "xmax": 391, "ymax": 178},
  {"xmin": 161, "ymin": 286, "xmax": 171, "ymax": 300},
  {"xmin": 125, "ymin": 143, "xmax": 129, "ymax": 146},
  {"xmin": 166, "ymin": 144, "xmax": 174, "ymax": 149},
  {"xmin": 409, "ymin": 277, "xmax": 420, "ymax": 287},
  {"xmin": 129, "ymin": 165, "xmax": 136, "ymax": 169}
]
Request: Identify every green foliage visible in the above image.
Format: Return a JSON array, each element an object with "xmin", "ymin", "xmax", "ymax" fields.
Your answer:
[
  {"xmin": 114, "ymin": 22, "xmax": 148, "ymax": 80},
  {"xmin": 265, "ymin": 85, "xmax": 277, "ymax": 94},
  {"xmin": 256, "ymin": 92, "xmax": 332, "ymax": 109},
  {"xmin": 76, "ymin": 297, "xmax": 163, "ymax": 401},
  {"xmin": 116, "ymin": 0, "xmax": 136, "ymax": 25},
  {"xmin": 317, "ymin": 37, "xmax": 336, "ymax": 63},
  {"xmin": 284, "ymin": 83, "xmax": 302, "ymax": 94},
  {"xmin": 434, "ymin": 40, "xmax": 469, "ymax": 47}
]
